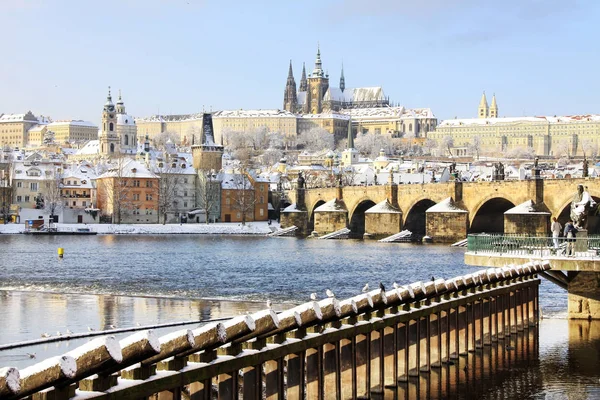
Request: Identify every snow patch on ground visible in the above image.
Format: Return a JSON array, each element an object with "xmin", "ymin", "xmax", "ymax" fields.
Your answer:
[{"xmin": 0, "ymin": 221, "xmax": 278, "ymax": 235}]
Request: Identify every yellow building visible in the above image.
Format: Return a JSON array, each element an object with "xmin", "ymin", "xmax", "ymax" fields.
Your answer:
[
  {"xmin": 429, "ymin": 95, "xmax": 600, "ymax": 157},
  {"xmin": 135, "ymin": 114, "xmax": 203, "ymax": 145},
  {"xmin": 0, "ymin": 112, "xmax": 41, "ymax": 148},
  {"xmin": 45, "ymin": 120, "xmax": 98, "ymax": 145},
  {"xmin": 296, "ymin": 113, "xmax": 350, "ymax": 143},
  {"xmin": 212, "ymin": 109, "xmax": 298, "ymax": 147},
  {"xmin": 340, "ymin": 106, "xmax": 437, "ymax": 138}
]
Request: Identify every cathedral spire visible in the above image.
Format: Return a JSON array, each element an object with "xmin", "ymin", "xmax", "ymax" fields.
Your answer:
[
  {"xmin": 299, "ymin": 62, "xmax": 307, "ymax": 91},
  {"xmin": 283, "ymin": 60, "xmax": 297, "ymax": 112},
  {"xmin": 340, "ymin": 63, "xmax": 345, "ymax": 93}
]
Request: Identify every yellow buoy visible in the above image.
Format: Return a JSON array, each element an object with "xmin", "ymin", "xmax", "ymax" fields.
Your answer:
[{"xmin": 58, "ymin": 248, "xmax": 64, "ymax": 258}]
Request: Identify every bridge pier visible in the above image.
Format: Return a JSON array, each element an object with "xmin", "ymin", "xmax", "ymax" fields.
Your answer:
[{"xmin": 568, "ymin": 271, "xmax": 600, "ymax": 320}]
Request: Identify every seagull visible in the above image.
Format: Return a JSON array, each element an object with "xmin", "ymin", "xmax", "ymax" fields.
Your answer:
[
  {"xmin": 108, "ymin": 324, "xmax": 116, "ymax": 329},
  {"xmin": 326, "ymin": 289, "xmax": 335, "ymax": 298},
  {"xmin": 136, "ymin": 322, "xmax": 141, "ymax": 327},
  {"xmin": 379, "ymin": 282, "xmax": 386, "ymax": 292},
  {"xmin": 41, "ymin": 332, "xmax": 50, "ymax": 338},
  {"xmin": 266, "ymin": 299, "xmax": 272, "ymax": 309},
  {"xmin": 393, "ymin": 282, "xmax": 399, "ymax": 289},
  {"xmin": 26, "ymin": 352, "xmax": 36, "ymax": 359},
  {"xmin": 56, "ymin": 331, "xmax": 61, "ymax": 336},
  {"xmin": 87, "ymin": 326, "xmax": 94, "ymax": 332},
  {"xmin": 66, "ymin": 329, "xmax": 72, "ymax": 335},
  {"xmin": 362, "ymin": 283, "xmax": 369, "ymax": 292},
  {"xmin": 310, "ymin": 293, "xmax": 317, "ymax": 301}
]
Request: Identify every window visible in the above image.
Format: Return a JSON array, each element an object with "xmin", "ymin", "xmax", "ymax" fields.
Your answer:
[
  {"xmin": 30, "ymin": 182, "xmax": 38, "ymax": 191},
  {"xmin": 260, "ymin": 209, "xmax": 264, "ymax": 216},
  {"xmin": 184, "ymin": 191, "xmax": 188, "ymax": 197},
  {"xmin": 226, "ymin": 197, "xmax": 230, "ymax": 205},
  {"xmin": 16, "ymin": 196, "xmax": 22, "ymax": 202},
  {"xmin": 73, "ymin": 201, "xmax": 76, "ymax": 206},
  {"xmin": 82, "ymin": 201, "xmax": 87, "ymax": 207},
  {"xmin": 133, "ymin": 180, "xmax": 140, "ymax": 187},
  {"xmin": 183, "ymin": 201, "xmax": 188, "ymax": 207},
  {"xmin": 24, "ymin": 196, "xmax": 29, "ymax": 202},
  {"xmin": 133, "ymin": 193, "xmax": 140, "ymax": 201},
  {"xmin": 146, "ymin": 193, "xmax": 153, "ymax": 201},
  {"xmin": 146, "ymin": 181, "xmax": 153, "ymax": 188},
  {"xmin": 109, "ymin": 122, "xmax": 114, "ymax": 131},
  {"xmin": 17, "ymin": 182, "xmax": 22, "ymax": 188}
]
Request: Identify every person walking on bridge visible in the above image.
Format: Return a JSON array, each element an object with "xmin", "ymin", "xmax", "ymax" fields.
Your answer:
[
  {"xmin": 551, "ymin": 217, "xmax": 562, "ymax": 250},
  {"xmin": 564, "ymin": 219, "xmax": 578, "ymax": 256}
]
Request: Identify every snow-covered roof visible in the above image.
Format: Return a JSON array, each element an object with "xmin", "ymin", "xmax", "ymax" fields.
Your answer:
[
  {"xmin": 365, "ymin": 200, "xmax": 401, "ymax": 214},
  {"xmin": 219, "ymin": 172, "xmax": 253, "ymax": 190},
  {"xmin": 117, "ymin": 114, "xmax": 135, "ymax": 126},
  {"xmin": 504, "ymin": 200, "xmax": 550, "ymax": 215},
  {"xmin": 439, "ymin": 114, "xmax": 600, "ymax": 128},
  {"xmin": 28, "ymin": 124, "xmax": 46, "ymax": 132},
  {"xmin": 48, "ymin": 120, "xmax": 97, "ymax": 128},
  {"xmin": 213, "ymin": 109, "xmax": 296, "ymax": 118},
  {"xmin": 298, "ymin": 113, "xmax": 350, "ymax": 120},
  {"xmin": 282, "ymin": 203, "xmax": 303, "ymax": 213},
  {"xmin": 0, "ymin": 112, "xmax": 39, "ymax": 123},
  {"xmin": 135, "ymin": 113, "xmax": 203, "ymax": 123},
  {"xmin": 426, "ymin": 197, "xmax": 467, "ymax": 213},
  {"xmin": 75, "ymin": 140, "xmax": 100, "ymax": 155},
  {"xmin": 324, "ymin": 87, "xmax": 386, "ymax": 103},
  {"xmin": 314, "ymin": 198, "xmax": 347, "ymax": 212},
  {"xmin": 340, "ymin": 106, "xmax": 435, "ymax": 119},
  {"xmin": 97, "ymin": 159, "xmax": 158, "ymax": 179}
]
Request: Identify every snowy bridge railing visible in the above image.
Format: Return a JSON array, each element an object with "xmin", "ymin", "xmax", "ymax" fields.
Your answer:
[{"xmin": 0, "ymin": 261, "xmax": 548, "ymax": 400}]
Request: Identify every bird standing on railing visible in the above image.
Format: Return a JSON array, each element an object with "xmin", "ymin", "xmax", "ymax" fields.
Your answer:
[
  {"xmin": 379, "ymin": 282, "xmax": 386, "ymax": 292},
  {"xmin": 41, "ymin": 332, "xmax": 50, "ymax": 338},
  {"xmin": 310, "ymin": 293, "xmax": 317, "ymax": 301},
  {"xmin": 393, "ymin": 282, "xmax": 399, "ymax": 289},
  {"xmin": 326, "ymin": 289, "xmax": 335, "ymax": 298},
  {"xmin": 362, "ymin": 283, "xmax": 369, "ymax": 292},
  {"xmin": 26, "ymin": 352, "xmax": 36, "ymax": 359},
  {"xmin": 266, "ymin": 299, "xmax": 272, "ymax": 309},
  {"xmin": 87, "ymin": 326, "xmax": 94, "ymax": 332}
]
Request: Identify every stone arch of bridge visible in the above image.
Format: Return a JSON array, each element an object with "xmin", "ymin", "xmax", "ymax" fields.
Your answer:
[
  {"xmin": 308, "ymin": 199, "xmax": 326, "ymax": 231},
  {"xmin": 555, "ymin": 195, "xmax": 600, "ymax": 233},
  {"xmin": 348, "ymin": 196, "xmax": 378, "ymax": 221},
  {"xmin": 469, "ymin": 197, "xmax": 516, "ymax": 233},
  {"xmin": 468, "ymin": 193, "xmax": 522, "ymax": 225},
  {"xmin": 307, "ymin": 197, "xmax": 327, "ymax": 220},
  {"xmin": 349, "ymin": 199, "xmax": 377, "ymax": 238},
  {"xmin": 404, "ymin": 198, "xmax": 436, "ymax": 236}
]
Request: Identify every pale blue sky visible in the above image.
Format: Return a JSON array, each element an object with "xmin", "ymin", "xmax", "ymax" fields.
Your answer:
[{"xmin": 1, "ymin": 0, "xmax": 599, "ymax": 124}]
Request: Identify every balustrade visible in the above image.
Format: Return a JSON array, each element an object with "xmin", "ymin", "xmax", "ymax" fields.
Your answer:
[{"xmin": 0, "ymin": 261, "xmax": 549, "ymax": 400}]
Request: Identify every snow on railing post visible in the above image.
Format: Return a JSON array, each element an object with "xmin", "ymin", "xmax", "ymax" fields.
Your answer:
[
  {"xmin": 17, "ymin": 355, "xmax": 76, "ymax": 399},
  {"xmin": 231, "ymin": 310, "xmax": 279, "ymax": 349},
  {"xmin": 141, "ymin": 329, "xmax": 194, "ymax": 372},
  {"xmin": 0, "ymin": 367, "xmax": 20, "ymax": 397},
  {"xmin": 80, "ymin": 330, "xmax": 160, "ymax": 391}
]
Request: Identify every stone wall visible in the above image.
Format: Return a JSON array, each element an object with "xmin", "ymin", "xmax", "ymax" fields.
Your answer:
[
  {"xmin": 314, "ymin": 211, "xmax": 347, "ymax": 235},
  {"xmin": 504, "ymin": 213, "xmax": 550, "ymax": 235},
  {"xmin": 280, "ymin": 210, "xmax": 309, "ymax": 236},
  {"xmin": 568, "ymin": 271, "xmax": 600, "ymax": 320},
  {"xmin": 365, "ymin": 213, "xmax": 402, "ymax": 238},
  {"xmin": 426, "ymin": 212, "xmax": 468, "ymax": 243}
]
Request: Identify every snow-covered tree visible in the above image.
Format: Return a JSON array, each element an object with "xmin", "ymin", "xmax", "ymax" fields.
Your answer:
[
  {"xmin": 196, "ymin": 171, "xmax": 220, "ymax": 224},
  {"xmin": 296, "ymin": 128, "xmax": 334, "ymax": 152},
  {"xmin": 439, "ymin": 136, "xmax": 454, "ymax": 157},
  {"xmin": 469, "ymin": 136, "xmax": 482, "ymax": 159},
  {"xmin": 41, "ymin": 173, "xmax": 63, "ymax": 227},
  {"xmin": 553, "ymin": 140, "xmax": 571, "ymax": 159},
  {"xmin": 154, "ymin": 131, "xmax": 180, "ymax": 150},
  {"xmin": 581, "ymin": 139, "xmax": 598, "ymax": 160},
  {"xmin": 354, "ymin": 133, "xmax": 394, "ymax": 159},
  {"xmin": 229, "ymin": 172, "xmax": 255, "ymax": 226},
  {"xmin": 154, "ymin": 162, "xmax": 184, "ymax": 224}
]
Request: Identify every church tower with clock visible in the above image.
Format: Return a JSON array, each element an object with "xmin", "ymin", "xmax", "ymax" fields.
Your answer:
[{"xmin": 99, "ymin": 87, "xmax": 120, "ymax": 155}]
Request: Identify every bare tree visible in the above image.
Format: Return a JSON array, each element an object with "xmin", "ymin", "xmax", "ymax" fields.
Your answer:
[
  {"xmin": 355, "ymin": 132, "xmax": 394, "ymax": 159},
  {"xmin": 155, "ymin": 163, "xmax": 183, "ymax": 224},
  {"xmin": 229, "ymin": 172, "xmax": 255, "ymax": 226},
  {"xmin": 0, "ymin": 165, "xmax": 12, "ymax": 224},
  {"xmin": 440, "ymin": 136, "xmax": 454, "ymax": 157},
  {"xmin": 41, "ymin": 173, "xmax": 63, "ymax": 227},
  {"xmin": 154, "ymin": 131, "xmax": 180, "ymax": 150},
  {"xmin": 340, "ymin": 166, "xmax": 359, "ymax": 186},
  {"xmin": 505, "ymin": 146, "xmax": 535, "ymax": 159},
  {"xmin": 197, "ymin": 171, "xmax": 220, "ymax": 224},
  {"xmin": 296, "ymin": 128, "xmax": 334, "ymax": 152},
  {"xmin": 422, "ymin": 139, "xmax": 437, "ymax": 156},
  {"xmin": 553, "ymin": 140, "xmax": 571, "ymax": 160},
  {"xmin": 469, "ymin": 136, "xmax": 482, "ymax": 160},
  {"xmin": 581, "ymin": 139, "xmax": 598, "ymax": 160}
]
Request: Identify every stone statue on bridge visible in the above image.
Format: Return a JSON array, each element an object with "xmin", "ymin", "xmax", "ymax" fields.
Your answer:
[
  {"xmin": 571, "ymin": 184, "xmax": 592, "ymax": 229},
  {"xmin": 297, "ymin": 171, "xmax": 305, "ymax": 189}
]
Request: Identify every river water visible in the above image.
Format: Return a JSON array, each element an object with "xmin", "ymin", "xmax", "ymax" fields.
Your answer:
[{"xmin": 0, "ymin": 235, "xmax": 598, "ymax": 398}]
